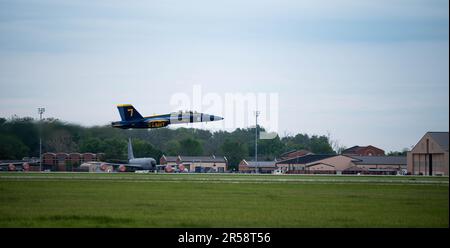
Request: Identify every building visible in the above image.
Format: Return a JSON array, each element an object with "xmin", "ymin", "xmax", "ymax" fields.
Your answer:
[
  {"xmin": 42, "ymin": 152, "xmax": 101, "ymax": 171},
  {"xmin": 82, "ymin": 153, "xmax": 97, "ymax": 162},
  {"xmin": 279, "ymin": 150, "xmax": 312, "ymax": 160},
  {"xmin": 55, "ymin": 153, "xmax": 69, "ymax": 171},
  {"xmin": 407, "ymin": 132, "xmax": 449, "ymax": 176},
  {"xmin": 276, "ymin": 154, "xmax": 335, "ymax": 172},
  {"xmin": 42, "ymin": 153, "xmax": 56, "ymax": 168},
  {"xmin": 275, "ymin": 153, "xmax": 406, "ymax": 175},
  {"xmin": 160, "ymin": 155, "xmax": 227, "ymax": 173},
  {"xmin": 348, "ymin": 155, "xmax": 407, "ymax": 175},
  {"xmin": 68, "ymin": 153, "xmax": 82, "ymax": 166},
  {"xmin": 276, "ymin": 154, "xmax": 356, "ymax": 174},
  {"xmin": 342, "ymin": 145, "xmax": 385, "ymax": 156},
  {"xmin": 238, "ymin": 159, "xmax": 277, "ymax": 174}
]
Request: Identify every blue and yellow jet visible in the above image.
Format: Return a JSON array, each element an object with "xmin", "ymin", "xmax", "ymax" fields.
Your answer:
[{"xmin": 111, "ymin": 104, "xmax": 224, "ymax": 129}]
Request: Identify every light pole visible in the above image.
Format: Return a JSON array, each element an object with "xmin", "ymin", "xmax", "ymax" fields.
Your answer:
[
  {"xmin": 38, "ymin": 107, "xmax": 45, "ymax": 172},
  {"xmin": 254, "ymin": 110, "xmax": 260, "ymax": 174}
]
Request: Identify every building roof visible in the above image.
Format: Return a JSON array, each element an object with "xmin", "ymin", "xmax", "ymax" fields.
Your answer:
[
  {"xmin": 276, "ymin": 154, "xmax": 336, "ymax": 165},
  {"xmin": 427, "ymin": 132, "xmax": 449, "ymax": 151},
  {"xmin": 163, "ymin": 155, "xmax": 227, "ymax": 163},
  {"xmin": 306, "ymin": 162, "xmax": 335, "ymax": 168},
  {"xmin": 342, "ymin": 145, "xmax": 384, "ymax": 155},
  {"xmin": 279, "ymin": 149, "xmax": 312, "ymax": 157},
  {"xmin": 350, "ymin": 155, "xmax": 406, "ymax": 165},
  {"xmin": 243, "ymin": 160, "xmax": 277, "ymax": 168},
  {"xmin": 342, "ymin": 146, "xmax": 360, "ymax": 154}
]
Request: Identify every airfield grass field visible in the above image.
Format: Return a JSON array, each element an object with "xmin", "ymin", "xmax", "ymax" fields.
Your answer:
[{"xmin": 0, "ymin": 173, "xmax": 448, "ymax": 227}]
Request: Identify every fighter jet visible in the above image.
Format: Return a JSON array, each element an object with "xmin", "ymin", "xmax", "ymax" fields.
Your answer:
[{"xmin": 111, "ymin": 104, "xmax": 223, "ymax": 129}]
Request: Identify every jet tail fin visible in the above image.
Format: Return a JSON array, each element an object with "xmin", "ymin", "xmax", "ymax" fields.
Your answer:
[
  {"xmin": 128, "ymin": 138, "xmax": 134, "ymax": 160},
  {"xmin": 117, "ymin": 104, "xmax": 144, "ymax": 121}
]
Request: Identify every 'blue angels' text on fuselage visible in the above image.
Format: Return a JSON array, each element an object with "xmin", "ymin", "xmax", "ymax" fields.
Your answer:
[{"xmin": 111, "ymin": 104, "xmax": 224, "ymax": 129}]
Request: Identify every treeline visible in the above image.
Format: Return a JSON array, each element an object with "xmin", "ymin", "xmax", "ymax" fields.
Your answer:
[{"xmin": 0, "ymin": 116, "xmax": 336, "ymax": 169}]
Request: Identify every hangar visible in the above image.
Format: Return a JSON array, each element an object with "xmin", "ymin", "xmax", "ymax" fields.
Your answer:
[
  {"xmin": 238, "ymin": 159, "xmax": 277, "ymax": 173},
  {"xmin": 275, "ymin": 154, "xmax": 353, "ymax": 174},
  {"xmin": 160, "ymin": 155, "xmax": 227, "ymax": 173},
  {"xmin": 348, "ymin": 155, "xmax": 406, "ymax": 175},
  {"xmin": 407, "ymin": 132, "xmax": 449, "ymax": 176},
  {"xmin": 275, "ymin": 154, "xmax": 406, "ymax": 175}
]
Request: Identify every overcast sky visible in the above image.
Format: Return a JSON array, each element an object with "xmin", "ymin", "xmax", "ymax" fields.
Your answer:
[{"xmin": 0, "ymin": 0, "xmax": 448, "ymax": 152}]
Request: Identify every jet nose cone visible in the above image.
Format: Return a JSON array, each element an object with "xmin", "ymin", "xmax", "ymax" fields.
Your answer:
[{"xmin": 205, "ymin": 114, "xmax": 224, "ymax": 122}]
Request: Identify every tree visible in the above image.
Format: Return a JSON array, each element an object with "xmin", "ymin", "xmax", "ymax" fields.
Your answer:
[
  {"xmin": 79, "ymin": 137, "xmax": 103, "ymax": 153},
  {"xmin": 336, "ymin": 146, "xmax": 347, "ymax": 155},
  {"xmin": 132, "ymin": 139, "xmax": 163, "ymax": 161},
  {"xmin": 281, "ymin": 133, "xmax": 334, "ymax": 154},
  {"xmin": 221, "ymin": 139, "xmax": 248, "ymax": 171},
  {"xmin": 178, "ymin": 138, "xmax": 203, "ymax": 156},
  {"xmin": 327, "ymin": 131, "xmax": 346, "ymax": 154},
  {"xmin": 203, "ymin": 130, "xmax": 229, "ymax": 156},
  {"xmin": 146, "ymin": 128, "xmax": 177, "ymax": 151},
  {"xmin": 45, "ymin": 129, "xmax": 78, "ymax": 152},
  {"xmin": 166, "ymin": 140, "xmax": 180, "ymax": 156},
  {"xmin": 1, "ymin": 117, "xmax": 39, "ymax": 156},
  {"xmin": 258, "ymin": 136, "xmax": 284, "ymax": 160},
  {"xmin": 309, "ymin": 135, "xmax": 335, "ymax": 154},
  {"xmin": 102, "ymin": 138, "xmax": 127, "ymax": 160},
  {"xmin": 281, "ymin": 134, "xmax": 309, "ymax": 152},
  {"xmin": 0, "ymin": 134, "xmax": 29, "ymax": 159},
  {"xmin": 387, "ymin": 148, "xmax": 409, "ymax": 156}
]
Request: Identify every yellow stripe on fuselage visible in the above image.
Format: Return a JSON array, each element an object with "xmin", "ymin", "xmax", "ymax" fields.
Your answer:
[
  {"xmin": 117, "ymin": 104, "xmax": 132, "ymax": 107},
  {"xmin": 144, "ymin": 114, "xmax": 165, "ymax": 118}
]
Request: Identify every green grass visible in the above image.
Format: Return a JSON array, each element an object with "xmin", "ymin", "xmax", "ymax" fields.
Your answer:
[{"xmin": 0, "ymin": 172, "xmax": 448, "ymax": 227}]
